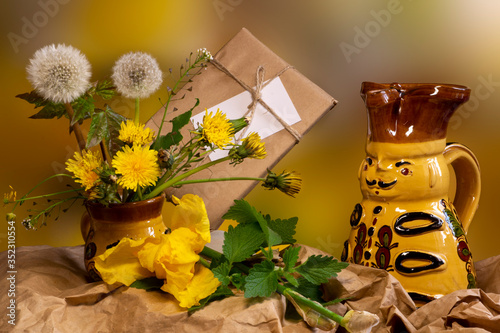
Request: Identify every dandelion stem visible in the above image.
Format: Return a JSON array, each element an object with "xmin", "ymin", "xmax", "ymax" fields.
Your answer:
[
  {"xmin": 144, "ymin": 156, "xmax": 232, "ymax": 199},
  {"xmin": 99, "ymin": 141, "xmax": 111, "ymax": 164},
  {"xmin": 173, "ymin": 177, "xmax": 265, "ymax": 186},
  {"xmin": 65, "ymin": 103, "xmax": 86, "ymax": 152},
  {"xmin": 10, "ymin": 187, "xmax": 85, "ymax": 203},
  {"xmin": 277, "ymin": 286, "xmax": 345, "ymax": 325}
]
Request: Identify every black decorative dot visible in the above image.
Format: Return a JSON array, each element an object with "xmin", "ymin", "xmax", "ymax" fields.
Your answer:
[
  {"xmin": 368, "ymin": 227, "xmax": 375, "ymax": 237},
  {"xmin": 373, "ymin": 206, "xmax": 383, "ymax": 214},
  {"xmin": 364, "ymin": 251, "xmax": 372, "ymax": 260}
]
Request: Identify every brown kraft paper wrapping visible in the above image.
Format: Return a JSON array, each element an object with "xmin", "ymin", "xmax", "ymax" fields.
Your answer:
[{"xmin": 145, "ymin": 28, "xmax": 337, "ymax": 230}]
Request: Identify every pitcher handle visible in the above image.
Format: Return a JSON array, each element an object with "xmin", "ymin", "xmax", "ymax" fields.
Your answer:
[{"xmin": 443, "ymin": 143, "xmax": 481, "ymax": 232}]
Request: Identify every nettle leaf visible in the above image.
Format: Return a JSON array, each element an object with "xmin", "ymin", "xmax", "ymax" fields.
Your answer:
[
  {"xmin": 223, "ymin": 223, "xmax": 265, "ymax": 264},
  {"xmin": 296, "ymin": 255, "xmax": 348, "ymax": 285},
  {"xmin": 285, "ymin": 277, "xmax": 324, "ymax": 303},
  {"xmin": 212, "ymin": 261, "xmax": 232, "ymax": 286},
  {"xmin": 223, "ymin": 199, "xmax": 282, "ymax": 250},
  {"xmin": 283, "ymin": 246, "xmax": 300, "ymax": 272},
  {"xmin": 282, "ymin": 271, "xmax": 299, "ymax": 288},
  {"xmin": 86, "ymin": 106, "xmax": 127, "ymax": 153},
  {"xmin": 130, "ymin": 277, "xmax": 164, "ymax": 290},
  {"xmin": 244, "ymin": 260, "xmax": 278, "ymax": 298},
  {"xmin": 266, "ymin": 215, "xmax": 298, "ymax": 245},
  {"xmin": 222, "ymin": 199, "xmax": 260, "ymax": 225}
]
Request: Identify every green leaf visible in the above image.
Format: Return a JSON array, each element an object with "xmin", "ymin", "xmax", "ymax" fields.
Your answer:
[
  {"xmin": 267, "ymin": 215, "xmax": 298, "ymax": 245},
  {"xmin": 222, "ymin": 199, "xmax": 259, "ymax": 225},
  {"xmin": 151, "ymin": 99, "xmax": 199, "ymax": 151},
  {"xmin": 296, "ymin": 256, "xmax": 348, "ymax": 285},
  {"xmin": 130, "ymin": 277, "xmax": 164, "ymax": 290},
  {"xmin": 188, "ymin": 285, "xmax": 234, "ymax": 313},
  {"xmin": 212, "ymin": 261, "xmax": 232, "ymax": 286},
  {"xmin": 95, "ymin": 80, "xmax": 115, "ymax": 100},
  {"xmin": 282, "ymin": 271, "xmax": 299, "ymax": 288},
  {"xmin": 86, "ymin": 106, "xmax": 126, "ymax": 153},
  {"xmin": 71, "ymin": 96, "xmax": 94, "ymax": 126},
  {"xmin": 283, "ymin": 246, "xmax": 300, "ymax": 272},
  {"xmin": 223, "ymin": 223, "xmax": 265, "ymax": 264},
  {"xmin": 230, "ymin": 273, "xmax": 246, "ymax": 291},
  {"xmin": 223, "ymin": 200, "xmax": 282, "ymax": 250},
  {"xmin": 16, "ymin": 91, "xmax": 47, "ymax": 107},
  {"xmin": 29, "ymin": 103, "xmax": 66, "ymax": 119},
  {"xmin": 285, "ymin": 277, "xmax": 324, "ymax": 303},
  {"xmin": 244, "ymin": 260, "xmax": 278, "ymax": 298}
]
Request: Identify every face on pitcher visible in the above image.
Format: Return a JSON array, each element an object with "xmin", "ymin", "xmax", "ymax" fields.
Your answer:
[{"xmin": 359, "ymin": 149, "xmax": 448, "ymax": 201}]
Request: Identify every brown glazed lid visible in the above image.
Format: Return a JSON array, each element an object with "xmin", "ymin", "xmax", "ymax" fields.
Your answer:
[{"xmin": 361, "ymin": 82, "xmax": 470, "ymax": 143}]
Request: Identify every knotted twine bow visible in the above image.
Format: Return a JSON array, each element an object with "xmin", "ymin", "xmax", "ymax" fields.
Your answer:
[{"xmin": 210, "ymin": 58, "xmax": 302, "ymax": 142}]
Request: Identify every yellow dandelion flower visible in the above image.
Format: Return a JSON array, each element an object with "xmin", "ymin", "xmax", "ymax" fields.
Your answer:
[
  {"xmin": 65, "ymin": 150, "xmax": 102, "ymax": 190},
  {"xmin": 112, "ymin": 144, "xmax": 161, "ymax": 191},
  {"xmin": 118, "ymin": 120, "xmax": 156, "ymax": 146},
  {"xmin": 262, "ymin": 170, "xmax": 302, "ymax": 197},
  {"xmin": 3, "ymin": 185, "xmax": 16, "ymax": 204},
  {"xmin": 230, "ymin": 132, "xmax": 266, "ymax": 163},
  {"xmin": 199, "ymin": 109, "xmax": 234, "ymax": 148}
]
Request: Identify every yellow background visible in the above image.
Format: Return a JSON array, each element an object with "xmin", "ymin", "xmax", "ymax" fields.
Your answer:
[{"xmin": 1, "ymin": 0, "xmax": 500, "ymax": 261}]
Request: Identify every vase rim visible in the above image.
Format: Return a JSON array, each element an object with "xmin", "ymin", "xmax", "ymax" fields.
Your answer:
[
  {"xmin": 85, "ymin": 193, "xmax": 165, "ymax": 222},
  {"xmin": 85, "ymin": 193, "xmax": 165, "ymax": 209}
]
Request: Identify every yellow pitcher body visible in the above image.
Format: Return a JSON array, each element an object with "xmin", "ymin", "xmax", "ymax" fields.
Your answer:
[{"xmin": 342, "ymin": 82, "xmax": 481, "ymax": 305}]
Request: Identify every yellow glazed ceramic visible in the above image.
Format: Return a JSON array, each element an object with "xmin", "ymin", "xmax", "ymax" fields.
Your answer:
[
  {"xmin": 341, "ymin": 82, "xmax": 481, "ymax": 305},
  {"xmin": 81, "ymin": 194, "xmax": 167, "ymax": 281}
]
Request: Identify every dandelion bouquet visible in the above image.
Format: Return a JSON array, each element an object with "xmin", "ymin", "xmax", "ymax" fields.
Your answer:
[{"xmin": 5, "ymin": 44, "xmax": 301, "ymax": 229}]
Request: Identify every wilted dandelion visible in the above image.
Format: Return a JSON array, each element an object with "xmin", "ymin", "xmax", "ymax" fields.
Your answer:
[
  {"xmin": 111, "ymin": 52, "xmax": 163, "ymax": 99},
  {"xmin": 26, "ymin": 44, "xmax": 92, "ymax": 104}
]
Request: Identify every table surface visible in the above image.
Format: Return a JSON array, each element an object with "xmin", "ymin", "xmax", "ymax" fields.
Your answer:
[{"xmin": 2, "ymin": 244, "xmax": 500, "ymax": 332}]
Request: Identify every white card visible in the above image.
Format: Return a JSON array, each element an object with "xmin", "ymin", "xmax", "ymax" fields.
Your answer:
[{"xmin": 190, "ymin": 77, "xmax": 301, "ymax": 160}]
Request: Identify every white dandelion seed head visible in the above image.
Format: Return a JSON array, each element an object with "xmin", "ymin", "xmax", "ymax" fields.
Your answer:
[
  {"xmin": 26, "ymin": 44, "xmax": 92, "ymax": 104},
  {"xmin": 111, "ymin": 52, "xmax": 163, "ymax": 99}
]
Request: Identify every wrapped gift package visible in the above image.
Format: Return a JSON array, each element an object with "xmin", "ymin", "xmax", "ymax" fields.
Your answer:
[{"xmin": 146, "ymin": 28, "xmax": 337, "ymax": 229}]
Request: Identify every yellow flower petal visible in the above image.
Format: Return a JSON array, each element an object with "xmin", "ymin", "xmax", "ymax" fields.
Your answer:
[
  {"xmin": 137, "ymin": 228, "xmax": 201, "ymax": 284},
  {"xmin": 118, "ymin": 120, "xmax": 156, "ymax": 146},
  {"xmin": 93, "ymin": 237, "xmax": 155, "ymax": 286},
  {"xmin": 112, "ymin": 144, "xmax": 161, "ymax": 191},
  {"xmin": 198, "ymin": 109, "xmax": 234, "ymax": 148},
  {"xmin": 170, "ymin": 194, "xmax": 211, "ymax": 244},
  {"xmin": 65, "ymin": 150, "xmax": 102, "ymax": 190},
  {"xmin": 162, "ymin": 263, "xmax": 220, "ymax": 308}
]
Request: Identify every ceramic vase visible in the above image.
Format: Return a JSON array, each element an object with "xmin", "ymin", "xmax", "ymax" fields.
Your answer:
[
  {"xmin": 341, "ymin": 82, "xmax": 481, "ymax": 305},
  {"xmin": 81, "ymin": 194, "xmax": 167, "ymax": 281}
]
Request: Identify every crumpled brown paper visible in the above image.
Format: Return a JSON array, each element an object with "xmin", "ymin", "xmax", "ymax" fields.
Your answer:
[{"xmin": 1, "ymin": 244, "xmax": 500, "ymax": 332}]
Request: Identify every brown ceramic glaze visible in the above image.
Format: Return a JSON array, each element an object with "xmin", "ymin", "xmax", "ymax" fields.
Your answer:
[
  {"xmin": 361, "ymin": 82, "xmax": 471, "ymax": 143},
  {"xmin": 82, "ymin": 194, "xmax": 167, "ymax": 281}
]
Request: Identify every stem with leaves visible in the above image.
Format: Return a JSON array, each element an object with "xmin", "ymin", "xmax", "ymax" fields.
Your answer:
[{"xmin": 64, "ymin": 103, "xmax": 86, "ymax": 152}]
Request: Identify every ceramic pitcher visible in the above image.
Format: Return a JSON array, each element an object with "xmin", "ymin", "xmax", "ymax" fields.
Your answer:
[{"xmin": 341, "ymin": 82, "xmax": 481, "ymax": 305}]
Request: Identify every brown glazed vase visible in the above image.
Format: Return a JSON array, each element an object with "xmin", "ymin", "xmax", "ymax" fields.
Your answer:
[
  {"xmin": 81, "ymin": 194, "xmax": 167, "ymax": 281},
  {"xmin": 341, "ymin": 82, "xmax": 481, "ymax": 306}
]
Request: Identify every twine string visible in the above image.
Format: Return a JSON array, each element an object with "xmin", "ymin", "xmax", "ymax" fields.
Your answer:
[{"xmin": 210, "ymin": 58, "xmax": 301, "ymax": 142}]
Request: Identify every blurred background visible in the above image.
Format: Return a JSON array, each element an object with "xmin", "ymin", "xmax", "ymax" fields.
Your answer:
[{"xmin": 1, "ymin": 0, "xmax": 500, "ymax": 261}]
